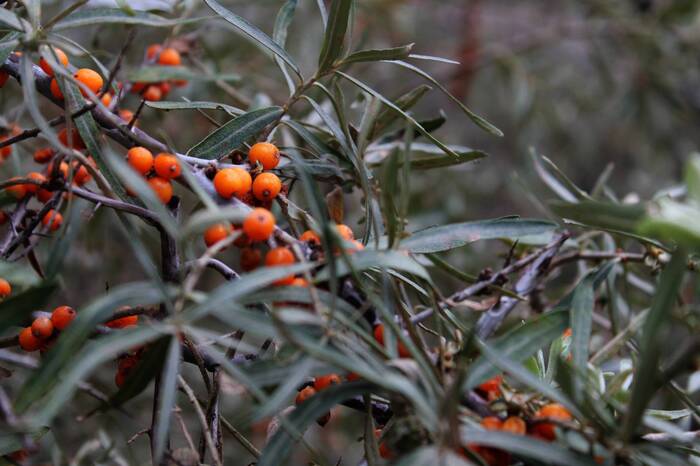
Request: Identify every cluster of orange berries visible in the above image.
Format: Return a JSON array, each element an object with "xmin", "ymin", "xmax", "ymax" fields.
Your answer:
[
  {"xmin": 212, "ymin": 142, "xmax": 283, "ymax": 204},
  {"xmin": 42, "ymin": 48, "xmax": 104, "ymax": 101},
  {"xmin": 295, "ymin": 373, "xmax": 345, "ymax": 426},
  {"xmin": 130, "ymin": 44, "xmax": 186, "ymax": 102},
  {"xmin": 126, "ymin": 146, "xmax": 181, "ymax": 204},
  {"xmin": 18, "ymin": 306, "xmax": 76, "ymax": 352}
]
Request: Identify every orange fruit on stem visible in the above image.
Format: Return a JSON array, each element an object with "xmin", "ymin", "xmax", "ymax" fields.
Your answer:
[
  {"xmin": 336, "ymin": 224, "xmax": 354, "ymax": 240},
  {"xmin": 248, "ymin": 142, "xmax": 280, "ymax": 170},
  {"xmin": 532, "ymin": 403, "xmax": 572, "ymax": 440},
  {"xmin": 106, "ymin": 315, "xmax": 138, "ymax": 329},
  {"xmin": 373, "ymin": 324, "xmax": 411, "ymax": 358},
  {"xmin": 42, "ymin": 210, "xmax": 63, "ymax": 231},
  {"xmin": 6, "ymin": 178, "xmax": 27, "ymax": 199},
  {"xmin": 158, "ymin": 48, "xmax": 181, "ymax": 66},
  {"xmin": 51, "ymin": 305, "xmax": 76, "ymax": 330},
  {"xmin": 154, "ymin": 153, "xmax": 181, "ymax": 179},
  {"xmin": 0, "ymin": 278, "xmax": 11, "ymax": 298},
  {"xmin": 299, "ymin": 230, "xmax": 320, "ymax": 245},
  {"xmin": 19, "ymin": 327, "xmax": 42, "ymax": 351},
  {"xmin": 240, "ymin": 247, "xmax": 261, "ymax": 271},
  {"xmin": 295, "ymin": 386, "xmax": 316, "ymax": 404},
  {"xmin": 252, "ymin": 172, "xmax": 282, "ymax": 201},
  {"xmin": 146, "ymin": 44, "xmax": 163, "ymax": 61},
  {"xmin": 148, "ymin": 177, "xmax": 173, "ymax": 204},
  {"xmin": 204, "ymin": 223, "xmax": 232, "ymax": 247},
  {"xmin": 58, "ymin": 127, "xmax": 85, "ymax": 149},
  {"xmin": 243, "ymin": 208, "xmax": 275, "ymax": 242},
  {"xmin": 26, "ymin": 172, "xmax": 46, "ymax": 194},
  {"xmin": 314, "ymin": 374, "xmax": 341, "ymax": 391},
  {"xmin": 265, "ymin": 246, "xmax": 295, "ymax": 285},
  {"xmin": 31, "ymin": 317, "xmax": 54, "ymax": 339},
  {"xmin": 74, "ymin": 68, "xmax": 103, "ymax": 97},
  {"xmin": 39, "ymin": 48, "xmax": 68, "ymax": 77},
  {"xmin": 33, "ymin": 147, "xmax": 54, "ymax": 164},
  {"xmin": 502, "ymin": 416, "xmax": 526, "ymax": 435},
  {"xmin": 213, "ymin": 167, "xmax": 252, "ymax": 199},
  {"xmin": 50, "ymin": 78, "xmax": 64, "ymax": 99},
  {"xmin": 142, "ymin": 85, "xmax": 162, "ymax": 102},
  {"xmin": 127, "ymin": 146, "xmax": 154, "ymax": 175}
]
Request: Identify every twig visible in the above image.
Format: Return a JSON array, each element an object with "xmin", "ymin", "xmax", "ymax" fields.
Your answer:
[{"xmin": 178, "ymin": 376, "xmax": 223, "ymax": 466}]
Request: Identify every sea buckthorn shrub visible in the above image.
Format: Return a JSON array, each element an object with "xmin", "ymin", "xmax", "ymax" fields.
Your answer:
[{"xmin": 0, "ymin": 1, "xmax": 699, "ymax": 465}]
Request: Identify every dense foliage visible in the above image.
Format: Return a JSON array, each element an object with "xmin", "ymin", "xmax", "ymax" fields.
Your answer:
[{"xmin": 0, "ymin": 1, "xmax": 699, "ymax": 465}]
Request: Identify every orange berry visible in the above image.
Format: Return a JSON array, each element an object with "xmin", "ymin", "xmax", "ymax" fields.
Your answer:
[
  {"xmin": 299, "ymin": 230, "xmax": 320, "ymax": 245},
  {"xmin": 0, "ymin": 136, "xmax": 11, "ymax": 159},
  {"xmin": 146, "ymin": 44, "xmax": 163, "ymax": 61},
  {"xmin": 51, "ymin": 305, "xmax": 76, "ymax": 330},
  {"xmin": 154, "ymin": 153, "xmax": 181, "ymax": 179},
  {"xmin": 37, "ymin": 188, "xmax": 54, "ymax": 203},
  {"xmin": 481, "ymin": 416, "xmax": 503, "ymax": 431},
  {"xmin": 74, "ymin": 68, "xmax": 103, "ymax": 97},
  {"xmin": 48, "ymin": 161, "xmax": 70, "ymax": 180},
  {"xmin": 213, "ymin": 167, "xmax": 252, "ymax": 199},
  {"xmin": 42, "ymin": 210, "xmax": 63, "ymax": 231},
  {"xmin": 19, "ymin": 327, "xmax": 42, "ymax": 351},
  {"xmin": 252, "ymin": 172, "xmax": 282, "ymax": 201},
  {"xmin": 240, "ymin": 247, "xmax": 262, "ymax": 271},
  {"xmin": 31, "ymin": 317, "xmax": 54, "ymax": 339},
  {"xmin": 127, "ymin": 146, "xmax": 154, "ymax": 175},
  {"xmin": 346, "ymin": 372, "xmax": 360, "ymax": 382},
  {"xmin": 72, "ymin": 163, "xmax": 91, "ymax": 186},
  {"xmin": 248, "ymin": 142, "xmax": 280, "ymax": 170},
  {"xmin": 148, "ymin": 177, "xmax": 173, "ymax": 204},
  {"xmin": 119, "ymin": 109, "xmax": 135, "ymax": 124},
  {"xmin": 204, "ymin": 223, "xmax": 232, "ymax": 247},
  {"xmin": 157, "ymin": 47, "xmax": 181, "ymax": 66},
  {"xmin": 314, "ymin": 374, "xmax": 341, "ymax": 391},
  {"xmin": 373, "ymin": 324, "xmax": 411, "ymax": 358},
  {"xmin": 159, "ymin": 81, "xmax": 171, "ymax": 97},
  {"xmin": 563, "ymin": 327, "xmax": 572, "ymax": 338},
  {"xmin": 173, "ymin": 79, "xmax": 188, "ymax": 87},
  {"xmin": 142, "ymin": 85, "xmax": 162, "ymax": 101},
  {"xmin": 106, "ymin": 315, "xmax": 138, "ymax": 329},
  {"xmin": 118, "ymin": 354, "xmax": 139, "ymax": 372},
  {"xmin": 25, "ymin": 172, "xmax": 46, "ymax": 194},
  {"xmin": 532, "ymin": 403, "xmax": 572, "ymax": 441},
  {"xmin": 0, "ymin": 278, "xmax": 11, "ymax": 298},
  {"xmin": 243, "ymin": 208, "xmax": 275, "ymax": 242},
  {"xmin": 58, "ymin": 127, "xmax": 85, "ymax": 149},
  {"xmin": 100, "ymin": 92, "xmax": 113, "ymax": 107},
  {"xmin": 374, "ymin": 429, "xmax": 393, "ymax": 459},
  {"xmin": 33, "ymin": 147, "xmax": 54, "ymax": 164},
  {"xmin": 295, "ymin": 386, "xmax": 316, "ymax": 404},
  {"xmin": 39, "ymin": 48, "xmax": 69, "ymax": 77},
  {"xmin": 336, "ymin": 224, "xmax": 354, "ymax": 240},
  {"xmin": 0, "ymin": 70, "xmax": 8, "ymax": 88},
  {"xmin": 289, "ymin": 277, "xmax": 308, "ymax": 287},
  {"xmin": 502, "ymin": 416, "xmax": 526, "ymax": 435},
  {"xmin": 266, "ymin": 246, "xmax": 295, "ymax": 285},
  {"xmin": 50, "ymin": 78, "xmax": 63, "ymax": 99},
  {"xmin": 6, "ymin": 178, "xmax": 27, "ymax": 199},
  {"xmin": 347, "ymin": 240, "xmax": 364, "ymax": 254},
  {"xmin": 478, "ymin": 375, "xmax": 502, "ymax": 394}
]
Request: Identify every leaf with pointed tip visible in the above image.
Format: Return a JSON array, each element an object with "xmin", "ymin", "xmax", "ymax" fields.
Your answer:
[
  {"xmin": 153, "ymin": 336, "xmax": 181, "ymax": 464},
  {"xmin": 400, "ymin": 218, "xmax": 557, "ymax": 253},
  {"xmin": 145, "ymin": 100, "xmax": 244, "ymax": 116},
  {"xmin": 188, "ymin": 106, "xmax": 283, "ymax": 160},
  {"xmin": 342, "ymin": 44, "xmax": 414, "ymax": 65},
  {"xmin": 0, "ymin": 281, "xmax": 57, "ymax": 333},
  {"xmin": 315, "ymin": 250, "xmax": 429, "ymax": 281},
  {"xmin": 318, "ymin": 0, "xmax": 354, "ymax": 71},
  {"xmin": 127, "ymin": 66, "xmax": 240, "ymax": 83},
  {"xmin": 551, "ymin": 200, "xmax": 645, "ymax": 234},
  {"xmin": 53, "ymin": 8, "xmax": 204, "ymax": 30},
  {"xmin": 204, "ymin": 0, "xmax": 301, "ymax": 79}
]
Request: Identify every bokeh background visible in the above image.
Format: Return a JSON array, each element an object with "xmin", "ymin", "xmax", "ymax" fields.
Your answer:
[{"xmin": 3, "ymin": 0, "xmax": 700, "ymax": 463}]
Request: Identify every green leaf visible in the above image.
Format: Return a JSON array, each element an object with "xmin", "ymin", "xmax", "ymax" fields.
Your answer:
[
  {"xmin": 127, "ymin": 66, "xmax": 240, "ymax": 83},
  {"xmin": 385, "ymin": 60, "xmax": 503, "ymax": 137},
  {"xmin": 570, "ymin": 272, "xmax": 596, "ymax": 399},
  {"xmin": 145, "ymin": 100, "xmax": 244, "ymax": 116},
  {"xmin": 337, "ymin": 71, "xmax": 460, "ymax": 158},
  {"xmin": 258, "ymin": 381, "xmax": 373, "ymax": 466},
  {"xmin": 0, "ymin": 280, "xmax": 57, "ymax": 333},
  {"xmin": 638, "ymin": 198, "xmax": 700, "ymax": 249},
  {"xmin": 685, "ymin": 154, "xmax": 700, "ymax": 204},
  {"xmin": 0, "ymin": 8, "xmax": 24, "ymax": 30},
  {"xmin": 371, "ymin": 84, "xmax": 432, "ymax": 138},
  {"xmin": 460, "ymin": 430, "xmax": 599, "ymax": 466},
  {"xmin": 153, "ymin": 336, "xmax": 181, "ymax": 464},
  {"xmin": 204, "ymin": 0, "xmax": 301, "ymax": 80},
  {"xmin": 367, "ymin": 142, "xmax": 486, "ymax": 169},
  {"xmin": 188, "ymin": 106, "xmax": 283, "ymax": 160},
  {"xmin": 622, "ymin": 250, "xmax": 686, "ymax": 441},
  {"xmin": 400, "ymin": 218, "xmax": 557, "ymax": 253},
  {"xmin": 53, "ymin": 8, "xmax": 203, "ymax": 30},
  {"xmin": 550, "ymin": 200, "xmax": 646, "ymax": 233},
  {"xmin": 315, "ymin": 249, "xmax": 430, "ymax": 281},
  {"xmin": 342, "ymin": 44, "xmax": 414, "ymax": 65},
  {"xmin": 318, "ymin": 0, "xmax": 354, "ymax": 71},
  {"xmin": 273, "ymin": 0, "xmax": 298, "ymax": 94}
]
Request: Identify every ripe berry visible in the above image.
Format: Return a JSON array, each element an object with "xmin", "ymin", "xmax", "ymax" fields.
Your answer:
[
  {"xmin": 0, "ymin": 71, "xmax": 8, "ymax": 88},
  {"xmin": 248, "ymin": 142, "xmax": 280, "ymax": 170},
  {"xmin": 347, "ymin": 240, "xmax": 364, "ymax": 254},
  {"xmin": 73, "ymin": 162, "xmax": 91, "ymax": 186},
  {"xmin": 106, "ymin": 315, "xmax": 138, "ymax": 329},
  {"xmin": 74, "ymin": 68, "xmax": 103, "ymax": 97},
  {"xmin": 0, "ymin": 278, "xmax": 11, "ymax": 298},
  {"xmin": 336, "ymin": 224, "xmax": 354, "ymax": 240},
  {"xmin": 33, "ymin": 147, "xmax": 54, "ymax": 164},
  {"xmin": 252, "ymin": 172, "xmax": 282, "ymax": 201},
  {"xmin": 148, "ymin": 177, "xmax": 173, "ymax": 204},
  {"xmin": 39, "ymin": 48, "xmax": 69, "ymax": 77},
  {"xmin": 42, "ymin": 210, "xmax": 63, "ymax": 231},
  {"xmin": 299, "ymin": 230, "xmax": 320, "ymax": 245},
  {"xmin": 289, "ymin": 277, "xmax": 308, "ymax": 287},
  {"xmin": 243, "ymin": 208, "xmax": 275, "ymax": 242},
  {"xmin": 532, "ymin": 403, "xmax": 572, "ymax": 440},
  {"xmin": 58, "ymin": 127, "xmax": 85, "ymax": 149},
  {"xmin": 127, "ymin": 146, "xmax": 154, "ymax": 175},
  {"xmin": 100, "ymin": 92, "xmax": 113, "ymax": 107},
  {"xmin": 481, "ymin": 416, "xmax": 503, "ymax": 431},
  {"xmin": 26, "ymin": 172, "xmax": 46, "ymax": 194},
  {"xmin": 119, "ymin": 109, "xmax": 135, "ymax": 124},
  {"xmin": 373, "ymin": 324, "xmax": 410, "ymax": 358},
  {"xmin": 240, "ymin": 247, "xmax": 261, "ymax": 271},
  {"xmin": 314, "ymin": 374, "xmax": 341, "ymax": 391},
  {"xmin": 374, "ymin": 429, "xmax": 393, "ymax": 459},
  {"xmin": 158, "ymin": 48, "xmax": 181, "ymax": 66},
  {"xmin": 31, "ymin": 317, "xmax": 54, "ymax": 339},
  {"xmin": 478, "ymin": 375, "xmax": 502, "ymax": 395},
  {"xmin": 213, "ymin": 167, "xmax": 252, "ymax": 199},
  {"xmin": 159, "ymin": 81, "xmax": 171, "ymax": 97},
  {"xmin": 346, "ymin": 372, "xmax": 360, "ymax": 382},
  {"xmin": 0, "ymin": 136, "xmax": 11, "ymax": 158},
  {"xmin": 146, "ymin": 44, "xmax": 162, "ymax": 60},
  {"xmin": 118, "ymin": 354, "xmax": 139, "ymax": 372},
  {"xmin": 37, "ymin": 187, "xmax": 53, "ymax": 203},
  {"xmin": 142, "ymin": 85, "xmax": 162, "ymax": 102},
  {"xmin": 19, "ymin": 327, "xmax": 42, "ymax": 351},
  {"xmin": 265, "ymin": 246, "xmax": 295, "ymax": 285},
  {"xmin": 6, "ymin": 178, "xmax": 27, "ymax": 199},
  {"xmin": 51, "ymin": 305, "xmax": 76, "ymax": 330},
  {"xmin": 295, "ymin": 386, "xmax": 316, "ymax": 404},
  {"xmin": 502, "ymin": 416, "xmax": 526, "ymax": 435},
  {"xmin": 50, "ymin": 78, "xmax": 63, "ymax": 99},
  {"xmin": 154, "ymin": 153, "xmax": 181, "ymax": 179},
  {"xmin": 204, "ymin": 223, "xmax": 232, "ymax": 247}
]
